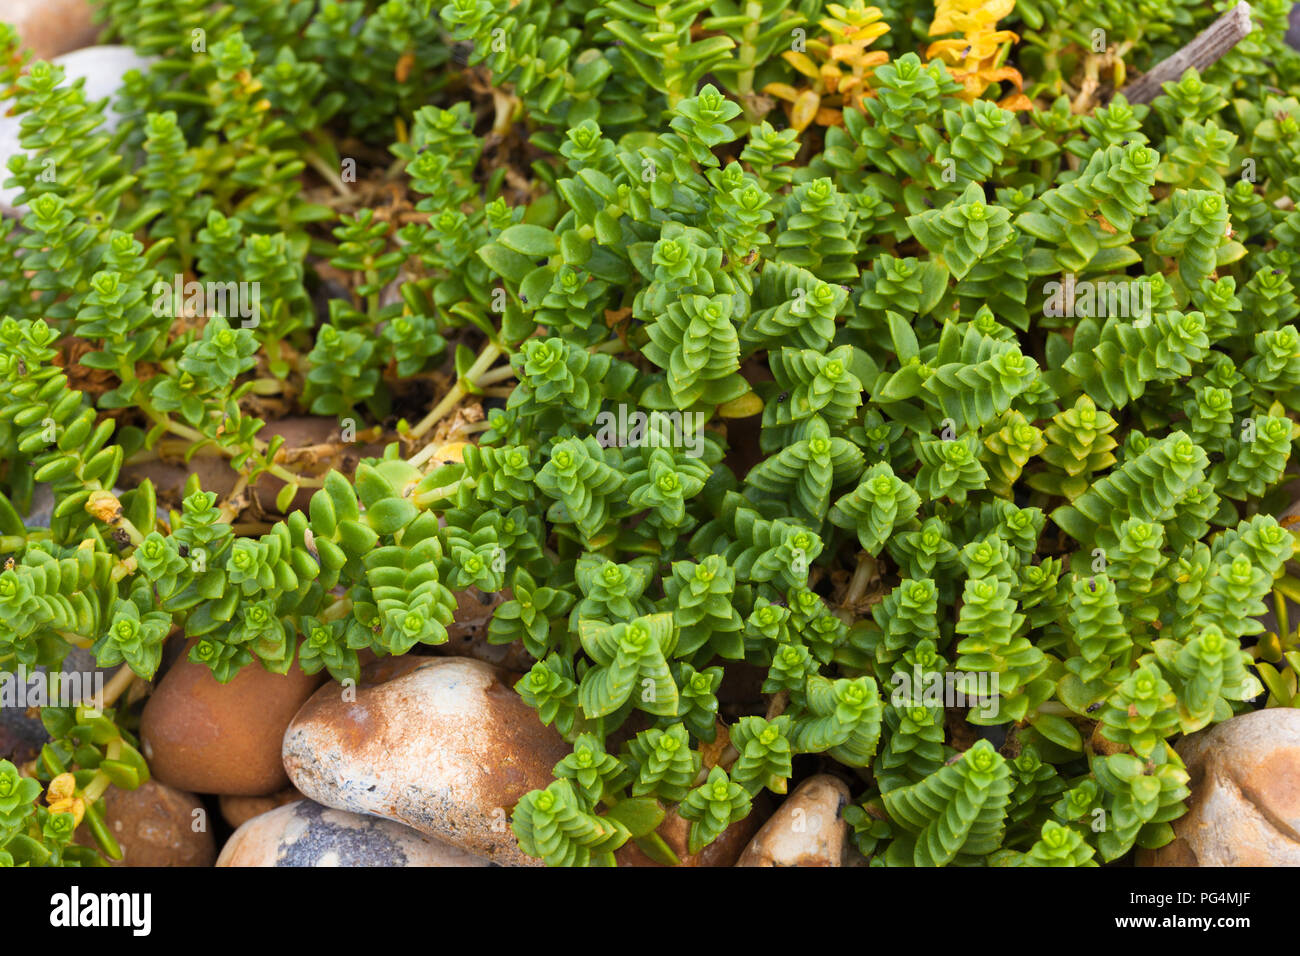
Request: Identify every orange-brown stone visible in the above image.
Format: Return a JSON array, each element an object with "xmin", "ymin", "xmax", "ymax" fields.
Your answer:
[
  {"xmin": 8, "ymin": 0, "xmax": 99, "ymax": 61},
  {"xmin": 141, "ymin": 640, "xmax": 325, "ymax": 796},
  {"xmin": 614, "ymin": 799, "xmax": 767, "ymax": 867},
  {"xmin": 1140, "ymin": 709, "xmax": 1300, "ymax": 866},
  {"xmin": 219, "ymin": 787, "xmax": 304, "ymax": 830},
  {"xmin": 77, "ymin": 780, "xmax": 216, "ymax": 867}
]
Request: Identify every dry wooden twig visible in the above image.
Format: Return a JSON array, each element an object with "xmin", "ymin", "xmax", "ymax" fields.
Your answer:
[{"xmin": 1116, "ymin": 1, "xmax": 1254, "ymax": 105}]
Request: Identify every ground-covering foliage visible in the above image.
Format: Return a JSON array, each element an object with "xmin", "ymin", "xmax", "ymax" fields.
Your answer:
[{"xmin": 3, "ymin": 0, "xmax": 1300, "ymax": 866}]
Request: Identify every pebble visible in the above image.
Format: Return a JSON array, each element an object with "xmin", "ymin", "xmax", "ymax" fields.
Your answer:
[
  {"xmin": 140, "ymin": 639, "xmax": 325, "ymax": 796},
  {"xmin": 735, "ymin": 774, "xmax": 850, "ymax": 866},
  {"xmin": 217, "ymin": 799, "xmax": 494, "ymax": 867},
  {"xmin": 1140, "ymin": 708, "xmax": 1300, "ymax": 866},
  {"xmin": 282, "ymin": 656, "xmax": 569, "ymax": 866},
  {"xmin": 77, "ymin": 779, "xmax": 215, "ymax": 867},
  {"xmin": 615, "ymin": 801, "xmax": 766, "ymax": 867},
  {"xmin": 219, "ymin": 787, "xmax": 304, "ymax": 831},
  {"xmin": 6, "ymin": 0, "xmax": 99, "ymax": 62},
  {"xmin": 1, "ymin": 646, "xmax": 116, "ymax": 764}
]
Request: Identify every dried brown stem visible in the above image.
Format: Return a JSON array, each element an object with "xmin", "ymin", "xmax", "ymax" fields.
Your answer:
[{"xmin": 1116, "ymin": 1, "xmax": 1253, "ymax": 105}]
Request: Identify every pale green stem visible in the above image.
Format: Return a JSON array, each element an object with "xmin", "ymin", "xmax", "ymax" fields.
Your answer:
[{"xmin": 407, "ymin": 340, "xmax": 506, "ymax": 449}]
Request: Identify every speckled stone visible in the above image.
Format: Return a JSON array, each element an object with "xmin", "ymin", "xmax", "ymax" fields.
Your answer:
[
  {"xmin": 0, "ymin": 702, "xmax": 46, "ymax": 765},
  {"xmin": 1140, "ymin": 709, "xmax": 1300, "ymax": 866},
  {"xmin": 736, "ymin": 775, "xmax": 850, "ymax": 867},
  {"xmin": 76, "ymin": 780, "xmax": 216, "ymax": 867},
  {"xmin": 216, "ymin": 800, "xmax": 494, "ymax": 867},
  {"xmin": 282, "ymin": 656, "xmax": 569, "ymax": 866}
]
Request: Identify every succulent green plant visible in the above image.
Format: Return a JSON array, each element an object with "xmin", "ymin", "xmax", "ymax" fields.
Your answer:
[{"xmin": 1, "ymin": 0, "xmax": 1299, "ymax": 868}]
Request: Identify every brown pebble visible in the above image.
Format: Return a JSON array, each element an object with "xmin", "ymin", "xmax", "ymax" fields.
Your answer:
[
  {"xmin": 220, "ymin": 787, "xmax": 304, "ymax": 830},
  {"xmin": 8, "ymin": 0, "xmax": 99, "ymax": 61},
  {"xmin": 77, "ymin": 779, "xmax": 215, "ymax": 867},
  {"xmin": 141, "ymin": 638, "xmax": 325, "ymax": 796},
  {"xmin": 615, "ymin": 797, "xmax": 768, "ymax": 867},
  {"xmin": 1140, "ymin": 709, "xmax": 1300, "ymax": 866}
]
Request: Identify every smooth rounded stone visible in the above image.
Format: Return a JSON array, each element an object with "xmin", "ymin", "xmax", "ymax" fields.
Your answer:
[
  {"xmin": 6, "ymin": 0, "xmax": 99, "ymax": 61},
  {"xmin": 217, "ymin": 800, "xmax": 493, "ymax": 867},
  {"xmin": 736, "ymin": 774, "xmax": 850, "ymax": 867},
  {"xmin": 76, "ymin": 780, "xmax": 215, "ymax": 867},
  {"xmin": 615, "ymin": 800, "xmax": 766, "ymax": 867},
  {"xmin": 141, "ymin": 639, "xmax": 326, "ymax": 797},
  {"xmin": 0, "ymin": 46, "xmax": 153, "ymax": 216},
  {"xmin": 283, "ymin": 656, "xmax": 569, "ymax": 866},
  {"xmin": 219, "ymin": 786, "xmax": 303, "ymax": 831},
  {"xmin": 1140, "ymin": 709, "xmax": 1300, "ymax": 866}
]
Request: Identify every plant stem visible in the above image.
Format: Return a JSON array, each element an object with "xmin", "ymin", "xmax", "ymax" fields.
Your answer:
[
  {"xmin": 87, "ymin": 665, "xmax": 137, "ymax": 713},
  {"xmin": 146, "ymin": 413, "xmax": 324, "ymax": 489},
  {"xmin": 412, "ymin": 475, "xmax": 466, "ymax": 508},
  {"xmin": 305, "ymin": 148, "xmax": 352, "ymax": 199},
  {"xmin": 408, "ymin": 340, "xmax": 505, "ymax": 447},
  {"xmin": 218, "ymin": 474, "xmax": 250, "ymax": 521},
  {"xmin": 110, "ymin": 555, "xmax": 137, "ymax": 584},
  {"xmin": 82, "ymin": 769, "xmax": 112, "ymax": 803},
  {"xmin": 247, "ymin": 377, "xmax": 285, "ymax": 396},
  {"xmin": 476, "ymin": 364, "xmax": 519, "ymax": 387},
  {"xmin": 1275, "ymin": 586, "xmax": 1290, "ymax": 641},
  {"xmin": 267, "ymin": 463, "xmax": 324, "ymax": 488},
  {"xmin": 155, "ymin": 414, "xmax": 250, "ymax": 450},
  {"xmin": 1115, "ymin": 1, "xmax": 1253, "ymax": 105},
  {"xmin": 844, "ymin": 552, "xmax": 877, "ymax": 606},
  {"xmin": 735, "ymin": 0, "xmax": 764, "ymax": 117}
]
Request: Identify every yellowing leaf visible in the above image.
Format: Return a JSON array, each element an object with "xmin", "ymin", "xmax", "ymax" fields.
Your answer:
[
  {"xmin": 763, "ymin": 82, "xmax": 801, "ymax": 103},
  {"xmin": 718, "ymin": 392, "xmax": 764, "ymax": 418},
  {"xmin": 791, "ymin": 90, "xmax": 823, "ymax": 131},
  {"xmin": 782, "ymin": 50, "xmax": 823, "ymax": 80},
  {"xmin": 997, "ymin": 91, "xmax": 1034, "ymax": 111}
]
